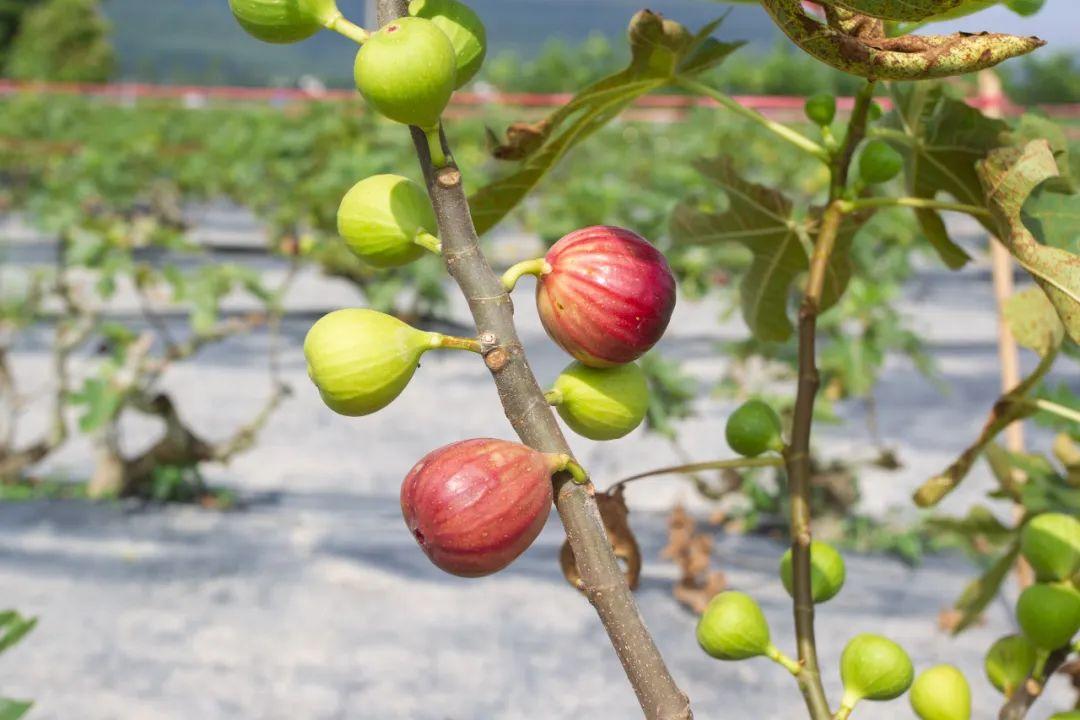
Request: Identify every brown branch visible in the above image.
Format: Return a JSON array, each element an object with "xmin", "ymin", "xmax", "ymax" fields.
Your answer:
[
  {"xmin": 376, "ymin": 2, "xmax": 692, "ymax": 717},
  {"xmin": 999, "ymin": 647, "xmax": 1071, "ymax": 720},
  {"xmin": 831, "ymin": 80, "xmax": 876, "ymax": 197}
]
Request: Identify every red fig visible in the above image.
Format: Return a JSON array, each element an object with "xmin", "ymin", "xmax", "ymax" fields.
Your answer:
[
  {"xmin": 401, "ymin": 438, "xmax": 576, "ymax": 577},
  {"xmin": 502, "ymin": 226, "xmax": 677, "ymax": 367}
]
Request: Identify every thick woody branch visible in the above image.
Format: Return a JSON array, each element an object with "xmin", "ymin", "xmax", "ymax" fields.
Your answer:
[{"xmin": 376, "ymin": 2, "xmax": 692, "ymax": 717}]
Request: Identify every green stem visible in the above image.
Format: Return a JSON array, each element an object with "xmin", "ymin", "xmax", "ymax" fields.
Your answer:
[
  {"xmin": 431, "ymin": 334, "xmax": 482, "ymax": 353},
  {"xmin": 550, "ymin": 454, "xmax": 590, "ymax": 485},
  {"xmin": 866, "ymin": 127, "xmax": 915, "ymax": 145},
  {"xmin": 1027, "ymin": 398, "xmax": 1080, "ymax": 425},
  {"xmin": 841, "ymin": 196, "xmax": 991, "ymax": 218},
  {"xmin": 325, "ymin": 11, "xmax": 370, "ymax": 44},
  {"xmin": 500, "ymin": 258, "xmax": 552, "ymax": 291},
  {"xmin": 544, "ymin": 388, "xmax": 564, "ymax": 406},
  {"xmin": 676, "ymin": 76, "xmax": 830, "ymax": 163},
  {"xmin": 765, "ymin": 644, "xmax": 803, "ymax": 676},
  {"xmin": 414, "ymin": 230, "xmax": 443, "ymax": 255},
  {"xmin": 832, "ymin": 706, "xmax": 854, "ymax": 720},
  {"xmin": 424, "ymin": 127, "xmax": 447, "ymax": 168},
  {"xmin": 608, "ymin": 456, "xmax": 784, "ymax": 491}
]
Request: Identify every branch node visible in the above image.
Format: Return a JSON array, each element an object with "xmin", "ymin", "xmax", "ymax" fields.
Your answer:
[
  {"xmin": 436, "ymin": 167, "xmax": 462, "ymax": 188},
  {"xmin": 484, "ymin": 346, "xmax": 510, "ymax": 372}
]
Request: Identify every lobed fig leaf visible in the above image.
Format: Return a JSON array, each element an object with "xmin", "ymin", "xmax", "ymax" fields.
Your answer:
[
  {"xmin": 1016, "ymin": 582, "xmax": 1080, "ymax": 650},
  {"xmin": 526, "ymin": 226, "xmax": 676, "ymax": 367},
  {"xmin": 1020, "ymin": 512, "xmax": 1080, "ymax": 582},
  {"xmin": 759, "ymin": 0, "xmax": 1044, "ymax": 80},
  {"xmin": 840, "ymin": 634, "xmax": 914, "ymax": 706},
  {"xmin": 550, "ymin": 362, "xmax": 650, "ymax": 441},
  {"xmin": 779, "ymin": 541, "xmax": 846, "ymax": 604},
  {"xmin": 354, "ymin": 17, "xmax": 456, "ymax": 130},
  {"xmin": 229, "ymin": 0, "xmax": 340, "ymax": 43},
  {"xmin": 409, "ymin": 0, "xmax": 487, "ymax": 88},
  {"xmin": 910, "ymin": 665, "xmax": 971, "ymax": 720},
  {"xmin": 337, "ymin": 174, "xmax": 439, "ymax": 268},
  {"xmin": 984, "ymin": 634, "xmax": 1037, "ymax": 697},
  {"xmin": 303, "ymin": 308, "xmax": 468, "ymax": 416},
  {"xmin": 696, "ymin": 591, "xmax": 774, "ymax": 661},
  {"xmin": 726, "ymin": 399, "xmax": 784, "ymax": 458},
  {"xmin": 400, "ymin": 439, "xmax": 555, "ymax": 577}
]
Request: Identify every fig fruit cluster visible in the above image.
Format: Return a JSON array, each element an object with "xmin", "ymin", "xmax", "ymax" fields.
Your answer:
[{"xmin": 1013, "ymin": 513, "xmax": 1080, "ymax": 654}]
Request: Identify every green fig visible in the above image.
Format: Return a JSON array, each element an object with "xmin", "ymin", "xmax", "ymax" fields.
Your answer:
[
  {"xmin": 804, "ymin": 93, "xmax": 836, "ymax": 127},
  {"xmin": 354, "ymin": 17, "xmax": 456, "ymax": 130},
  {"xmin": 304, "ymin": 308, "xmax": 475, "ymax": 416},
  {"xmin": 1021, "ymin": 512, "xmax": 1080, "ymax": 582},
  {"xmin": 1016, "ymin": 582, "xmax": 1080, "ymax": 650},
  {"xmin": 228, "ymin": 0, "xmax": 339, "ymax": 43},
  {"xmin": 858, "ymin": 139, "xmax": 904, "ymax": 184},
  {"xmin": 408, "ymin": 0, "xmax": 486, "ymax": 88},
  {"xmin": 337, "ymin": 174, "xmax": 440, "ymax": 268},
  {"xmin": 547, "ymin": 362, "xmax": 649, "ymax": 441},
  {"xmin": 1049, "ymin": 712, "xmax": 1080, "ymax": 720},
  {"xmin": 984, "ymin": 634, "xmax": 1038, "ymax": 697},
  {"xmin": 910, "ymin": 665, "xmax": 971, "ymax": 720},
  {"xmin": 697, "ymin": 591, "xmax": 773, "ymax": 661},
  {"xmin": 840, "ymin": 634, "xmax": 914, "ymax": 710},
  {"xmin": 779, "ymin": 541, "xmax": 846, "ymax": 604},
  {"xmin": 725, "ymin": 399, "xmax": 784, "ymax": 457}
]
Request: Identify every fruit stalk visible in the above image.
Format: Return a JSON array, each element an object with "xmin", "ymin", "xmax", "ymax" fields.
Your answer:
[
  {"xmin": 997, "ymin": 646, "xmax": 1070, "ymax": 720},
  {"xmin": 325, "ymin": 11, "xmax": 371, "ymax": 43},
  {"xmin": 375, "ymin": 2, "xmax": 692, "ymax": 717}
]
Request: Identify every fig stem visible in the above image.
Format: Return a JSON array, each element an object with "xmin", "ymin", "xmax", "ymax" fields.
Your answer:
[
  {"xmin": 325, "ymin": 12, "xmax": 371, "ymax": 44},
  {"xmin": 1025, "ymin": 397, "xmax": 1080, "ymax": 425},
  {"xmin": 608, "ymin": 455, "xmax": 784, "ymax": 491},
  {"xmin": 549, "ymin": 453, "xmax": 590, "ymax": 485},
  {"xmin": 424, "ymin": 127, "xmax": 448, "ymax": 168},
  {"xmin": 413, "ymin": 230, "xmax": 443, "ymax": 255},
  {"xmin": 765, "ymin": 644, "xmax": 802, "ymax": 676},
  {"xmin": 543, "ymin": 388, "xmax": 564, "ymax": 406},
  {"xmin": 840, "ymin": 196, "xmax": 992, "ymax": 218},
  {"xmin": 431, "ymin": 334, "xmax": 482, "ymax": 353},
  {"xmin": 500, "ymin": 258, "xmax": 552, "ymax": 292}
]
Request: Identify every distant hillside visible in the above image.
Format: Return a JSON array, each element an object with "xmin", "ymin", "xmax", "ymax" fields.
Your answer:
[{"xmin": 103, "ymin": 0, "xmax": 1077, "ymax": 86}]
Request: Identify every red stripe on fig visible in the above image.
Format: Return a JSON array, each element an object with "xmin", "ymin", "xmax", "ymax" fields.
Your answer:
[
  {"xmin": 536, "ymin": 226, "xmax": 676, "ymax": 367},
  {"xmin": 400, "ymin": 438, "xmax": 555, "ymax": 577}
]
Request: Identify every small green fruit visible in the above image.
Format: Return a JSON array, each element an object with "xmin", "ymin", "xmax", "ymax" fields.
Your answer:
[
  {"xmin": 355, "ymin": 17, "xmax": 457, "ymax": 130},
  {"xmin": 697, "ymin": 591, "xmax": 773, "ymax": 661},
  {"xmin": 1021, "ymin": 512, "xmax": 1080, "ymax": 582},
  {"xmin": 304, "ymin": 308, "xmax": 445, "ymax": 416},
  {"xmin": 984, "ymin": 634, "xmax": 1037, "ymax": 697},
  {"xmin": 1016, "ymin": 582, "xmax": 1080, "ymax": 650},
  {"xmin": 725, "ymin": 399, "xmax": 783, "ymax": 457},
  {"xmin": 1049, "ymin": 712, "xmax": 1080, "ymax": 720},
  {"xmin": 858, "ymin": 139, "xmax": 904, "ymax": 184},
  {"xmin": 408, "ymin": 0, "xmax": 486, "ymax": 88},
  {"xmin": 228, "ymin": 0, "xmax": 338, "ymax": 43},
  {"xmin": 779, "ymin": 541, "xmax": 846, "ymax": 604},
  {"xmin": 337, "ymin": 174, "xmax": 439, "ymax": 268},
  {"xmin": 549, "ymin": 362, "xmax": 649, "ymax": 441},
  {"xmin": 910, "ymin": 665, "xmax": 971, "ymax": 720},
  {"xmin": 804, "ymin": 93, "xmax": 836, "ymax": 126},
  {"xmin": 840, "ymin": 634, "xmax": 914, "ymax": 705}
]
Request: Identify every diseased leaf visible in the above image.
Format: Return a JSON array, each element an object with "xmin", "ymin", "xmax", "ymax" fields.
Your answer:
[
  {"xmin": 1022, "ymin": 186, "xmax": 1080, "ymax": 254},
  {"xmin": 823, "ymin": 0, "xmax": 964, "ymax": 21},
  {"xmin": 950, "ymin": 542, "xmax": 1020, "ymax": 635},
  {"xmin": 978, "ymin": 141, "xmax": 1080, "ymax": 343},
  {"xmin": 469, "ymin": 12, "xmax": 741, "ymax": 235},
  {"xmin": 671, "ymin": 157, "xmax": 808, "ymax": 342},
  {"xmin": 1004, "ymin": 286, "xmax": 1066, "ymax": 357}
]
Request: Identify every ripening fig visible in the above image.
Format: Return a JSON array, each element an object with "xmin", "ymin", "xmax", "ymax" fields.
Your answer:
[
  {"xmin": 229, "ymin": 0, "xmax": 339, "ymax": 43},
  {"xmin": 858, "ymin": 139, "xmax": 904, "ymax": 184},
  {"xmin": 839, "ymin": 634, "xmax": 914, "ymax": 711},
  {"xmin": 408, "ymin": 0, "xmax": 486, "ymax": 88},
  {"xmin": 502, "ymin": 226, "xmax": 676, "ymax": 368},
  {"xmin": 779, "ymin": 540, "xmax": 846, "ymax": 604},
  {"xmin": 984, "ymin": 634, "xmax": 1038, "ymax": 697},
  {"xmin": 547, "ymin": 361, "xmax": 649, "ymax": 441},
  {"xmin": 697, "ymin": 591, "xmax": 775, "ymax": 661},
  {"xmin": 354, "ymin": 17, "xmax": 457, "ymax": 130},
  {"xmin": 910, "ymin": 665, "xmax": 971, "ymax": 720},
  {"xmin": 304, "ymin": 308, "xmax": 477, "ymax": 416},
  {"xmin": 1016, "ymin": 582, "xmax": 1080, "ymax": 650},
  {"xmin": 725, "ymin": 399, "xmax": 784, "ymax": 457},
  {"xmin": 337, "ymin": 174, "xmax": 440, "ymax": 268},
  {"xmin": 400, "ymin": 438, "xmax": 562, "ymax": 576},
  {"xmin": 1020, "ymin": 512, "xmax": 1080, "ymax": 582}
]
